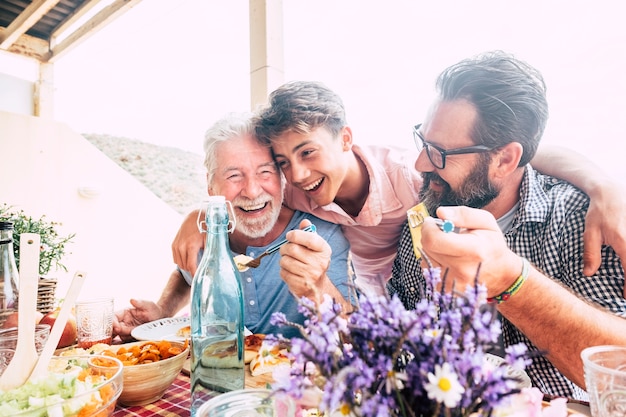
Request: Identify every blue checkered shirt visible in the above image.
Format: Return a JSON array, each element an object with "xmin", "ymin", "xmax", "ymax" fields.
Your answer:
[{"xmin": 387, "ymin": 166, "xmax": 626, "ymax": 400}]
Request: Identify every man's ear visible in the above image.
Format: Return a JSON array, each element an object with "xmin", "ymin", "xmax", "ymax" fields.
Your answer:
[
  {"xmin": 206, "ymin": 173, "xmax": 213, "ymax": 195},
  {"xmin": 493, "ymin": 142, "xmax": 524, "ymax": 176},
  {"xmin": 340, "ymin": 126, "xmax": 353, "ymax": 151}
]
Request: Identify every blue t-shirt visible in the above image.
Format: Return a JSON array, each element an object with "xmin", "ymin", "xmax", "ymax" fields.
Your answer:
[{"xmin": 180, "ymin": 211, "xmax": 353, "ymax": 338}]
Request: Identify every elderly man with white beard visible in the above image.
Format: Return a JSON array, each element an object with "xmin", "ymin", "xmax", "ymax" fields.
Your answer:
[{"xmin": 113, "ymin": 113, "xmax": 354, "ymax": 341}]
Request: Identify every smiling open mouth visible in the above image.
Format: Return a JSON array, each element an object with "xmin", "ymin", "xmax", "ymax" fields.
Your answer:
[
  {"xmin": 302, "ymin": 177, "xmax": 324, "ymax": 192},
  {"xmin": 238, "ymin": 202, "xmax": 268, "ymax": 213}
]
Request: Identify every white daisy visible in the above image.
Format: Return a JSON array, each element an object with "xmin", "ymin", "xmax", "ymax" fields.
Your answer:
[{"xmin": 424, "ymin": 362, "xmax": 465, "ymax": 408}]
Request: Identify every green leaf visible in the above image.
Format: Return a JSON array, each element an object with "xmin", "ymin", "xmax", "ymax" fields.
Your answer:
[{"xmin": 0, "ymin": 204, "xmax": 76, "ymax": 276}]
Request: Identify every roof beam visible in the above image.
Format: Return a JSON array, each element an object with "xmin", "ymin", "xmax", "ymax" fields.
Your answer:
[
  {"xmin": 0, "ymin": 27, "xmax": 49, "ymax": 60},
  {"xmin": 50, "ymin": 0, "xmax": 103, "ymax": 47},
  {"xmin": 0, "ymin": 0, "xmax": 61, "ymax": 50},
  {"xmin": 47, "ymin": 0, "xmax": 143, "ymax": 63}
]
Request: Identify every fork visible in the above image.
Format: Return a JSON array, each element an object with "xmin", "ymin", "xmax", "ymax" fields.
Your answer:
[{"xmin": 244, "ymin": 224, "xmax": 316, "ymax": 268}]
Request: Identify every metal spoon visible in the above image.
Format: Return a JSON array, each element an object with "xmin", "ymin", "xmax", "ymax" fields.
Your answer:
[{"xmin": 243, "ymin": 224, "xmax": 316, "ymax": 268}]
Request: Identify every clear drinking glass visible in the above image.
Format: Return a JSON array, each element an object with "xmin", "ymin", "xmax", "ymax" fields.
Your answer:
[
  {"xmin": 75, "ymin": 297, "xmax": 114, "ymax": 348},
  {"xmin": 582, "ymin": 345, "xmax": 626, "ymax": 417},
  {"xmin": 196, "ymin": 388, "xmax": 295, "ymax": 417}
]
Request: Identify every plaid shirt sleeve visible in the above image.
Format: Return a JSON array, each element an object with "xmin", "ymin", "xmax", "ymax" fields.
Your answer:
[{"xmin": 503, "ymin": 168, "xmax": 625, "ymax": 401}]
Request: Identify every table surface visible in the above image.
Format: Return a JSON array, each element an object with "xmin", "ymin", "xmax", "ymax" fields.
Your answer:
[
  {"xmin": 111, "ymin": 361, "xmax": 274, "ymax": 417},
  {"xmin": 112, "ymin": 372, "xmax": 191, "ymax": 417},
  {"xmin": 112, "ymin": 370, "xmax": 591, "ymax": 417}
]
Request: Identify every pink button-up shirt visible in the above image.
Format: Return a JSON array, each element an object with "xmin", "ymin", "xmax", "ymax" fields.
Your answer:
[{"xmin": 283, "ymin": 144, "xmax": 423, "ymax": 295}]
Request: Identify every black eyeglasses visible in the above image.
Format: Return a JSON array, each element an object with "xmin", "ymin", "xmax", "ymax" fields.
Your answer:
[{"xmin": 413, "ymin": 124, "xmax": 497, "ymax": 169}]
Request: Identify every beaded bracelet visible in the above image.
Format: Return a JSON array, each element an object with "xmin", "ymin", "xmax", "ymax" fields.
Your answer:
[{"xmin": 487, "ymin": 258, "xmax": 530, "ymax": 304}]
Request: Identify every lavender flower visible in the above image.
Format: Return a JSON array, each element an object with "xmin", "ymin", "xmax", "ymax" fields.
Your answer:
[{"xmin": 271, "ymin": 266, "xmax": 529, "ymax": 417}]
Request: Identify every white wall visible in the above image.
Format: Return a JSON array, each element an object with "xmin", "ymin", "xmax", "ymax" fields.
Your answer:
[
  {"xmin": 0, "ymin": 110, "xmax": 183, "ymax": 312},
  {"xmin": 0, "ymin": 73, "xmax": 34, "ymax": 116}
]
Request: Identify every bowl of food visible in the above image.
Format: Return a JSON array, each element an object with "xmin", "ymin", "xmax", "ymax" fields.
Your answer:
[
  {"xmin": 105, "ymin": 340, "xmax": 189, "ymax": 406},
  {"xmin": 0, "ymin": 355, "xmax": 123, "ymax": 417},
  {"xmin": 0, "ymin": 324, "xmax": 51, "ymax": 354},
  {"xmin": 0, "ymin": 348, "xmax": 16, "ymax": 376}
]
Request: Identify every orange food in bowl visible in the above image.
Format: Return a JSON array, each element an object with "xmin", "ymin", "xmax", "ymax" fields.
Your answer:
[
  {"xmin": 107, "ymin": 340, "xmax": 189, "ymax": 406},
  {"xmin": 101, "ymin": 340, "xmax": 188, "ymax": 365}
]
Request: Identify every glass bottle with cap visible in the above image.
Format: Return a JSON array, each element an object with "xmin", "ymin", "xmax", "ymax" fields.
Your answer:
[
  {"xmin": 190, "ymin": 196, "xmax": 245, "ymax": 415},
  {"xmin": 0, "ymin": 221, "xmax": 19, "ymax": 328}
]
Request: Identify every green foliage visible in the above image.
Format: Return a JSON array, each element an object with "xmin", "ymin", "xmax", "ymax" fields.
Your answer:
[{"xmin": 0, "ymin": 204, "xmax": 75, "ymax": 276}]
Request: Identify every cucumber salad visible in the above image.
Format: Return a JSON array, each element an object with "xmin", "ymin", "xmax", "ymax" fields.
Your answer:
[{"xmin": 0, "ymin": 357, "xmax": 118, "ymax": 417}]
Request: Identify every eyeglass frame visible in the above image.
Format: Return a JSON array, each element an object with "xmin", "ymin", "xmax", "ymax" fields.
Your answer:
[{"xmin": 413, "ymin": 123, "xmax": 498, "ymax": 169}]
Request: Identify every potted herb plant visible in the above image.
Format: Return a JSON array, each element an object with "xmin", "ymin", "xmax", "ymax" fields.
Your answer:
[
  {"xmin": 0, "ymin": 204, "xmax": 75, "ymax": 276},
  {"xmin": 0, "ymin": 204, "xmax": 75, "ymax": 313}
]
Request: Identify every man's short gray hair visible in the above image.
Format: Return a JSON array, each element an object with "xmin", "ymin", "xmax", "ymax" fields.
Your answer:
[{"xmin": 203, "ymin": 112, "xmax": 255, "ymax": 186}]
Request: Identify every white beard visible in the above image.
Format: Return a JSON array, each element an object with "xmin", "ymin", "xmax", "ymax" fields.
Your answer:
[{"xmin": 231, "ymin": 194, "xmax": 282, "ymax": 239}]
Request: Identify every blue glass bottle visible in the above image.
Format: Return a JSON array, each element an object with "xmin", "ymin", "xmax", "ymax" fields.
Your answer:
[{"xmin": 190, "ymin": 196, "xmax": 245, "ymax": 415}]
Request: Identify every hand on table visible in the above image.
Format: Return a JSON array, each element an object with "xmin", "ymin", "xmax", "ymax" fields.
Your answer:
[{"xmin": 113, "ymin": 299, "xmax": 164, "ymax": 342}]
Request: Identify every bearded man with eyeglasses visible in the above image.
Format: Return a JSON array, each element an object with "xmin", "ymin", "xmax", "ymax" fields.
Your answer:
[{"xmin": 387, "ymin": 51, "xmax": 626, "ymax": 401}]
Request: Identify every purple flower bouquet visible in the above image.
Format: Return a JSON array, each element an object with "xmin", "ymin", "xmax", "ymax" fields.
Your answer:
[{"xmin": 270, "ymin": 267, "xmax": 532, "ymax": 417}]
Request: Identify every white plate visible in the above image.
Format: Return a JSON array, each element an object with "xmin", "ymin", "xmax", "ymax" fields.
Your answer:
[
  {"xmin": 131, "ymin": 316, "xmax": 190, "ymax": 342},
  {"xmin": 132, "ymin": 317, "xmax": 253, "ymax": 342}
]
